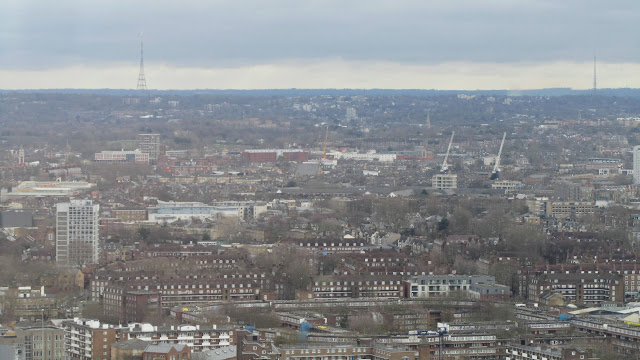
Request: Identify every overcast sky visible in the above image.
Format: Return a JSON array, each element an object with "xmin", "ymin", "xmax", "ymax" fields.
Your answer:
[{"xmin": 1, "ymin": 0, "xmax": 638, "ymax": 90}]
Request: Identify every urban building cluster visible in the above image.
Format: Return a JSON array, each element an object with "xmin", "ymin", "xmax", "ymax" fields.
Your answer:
[{"xmin": 5, "ymin": 92, "xmax": 640, "ymax": 359}]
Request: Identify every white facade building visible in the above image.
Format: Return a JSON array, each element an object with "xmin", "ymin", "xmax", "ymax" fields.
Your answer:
[
  {"xmin": 406, "ymin": 275, "xmax": 495, "ymax": 298},
  {"xmin": 56, "ymin": 200, "xmax": 100, "ymax": 266},
  {"xmin": 122, "ymin": 323, "xmax": 234, "ymax": 351},
  {"xmin": 327, "ymin": 151, "xmax": 397, "ymax": 162},
  {"xmin": 63, "ymin": 318, "xmax": 117, "ymax": 360},
  {"xmin": 346, "ymin": 107, "xmax": 357, "ymax": 121},
  {"xmin": 491, "ymin": 180, "xmax": 523, "ymax": 190},
  {"xmin": 94, "ymin": 150, "xmax": 149, "ymax": 163},
  {"xmin": 147, "ymin": 201, "xmax": 257, "ymax": 224},
  {"xmin": 634, "ymin": 145, "xmax": 640, "ymax": 185},
  {"xmin": 1, "ymin": 181, "xmax": 95, "ymax": 201}
]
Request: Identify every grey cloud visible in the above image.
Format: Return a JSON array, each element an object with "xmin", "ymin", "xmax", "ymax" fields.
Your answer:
[{"xmin": 1, "ymin": 0, "xmax": 639, "ymax": 70}]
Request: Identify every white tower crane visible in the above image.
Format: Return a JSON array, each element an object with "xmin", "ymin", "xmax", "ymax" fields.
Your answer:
[
  {"xmin": 490, "ymin": 132, "xmax": 506, "ymax": 180},
  {"xmin": 440, "ymin": 131, "xmax": 455, "ymax": 173}
]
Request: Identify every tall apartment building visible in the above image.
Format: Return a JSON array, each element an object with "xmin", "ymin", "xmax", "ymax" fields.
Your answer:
[
  {"xmin": 137, "ymin": 134, "xmax": 161, "ymax": 163},
  {"xmin": 18, "ymin": 326, "xmax": 65, "ymax": 360},
  {"xmin": 62, "ymin": 319, "xmax": 118, "ymax": 360},
  {"xmin": 345, "ymin": 107, "xmax": 357, "ymax": 121},
  {"xmin": 0, "ymin": 326, "xmax": 63, "ymax": 360},
  {"xmin": 102, "ymin": 285, "xmax": 161, "ymax": 325},
  {"xmin": 0, "ymin": 344, "xmax": 25, "ymax": 360},
  {"xmin": 634, "ymin": 145, "xmax": 640, "ymax": 185},
  {"xmin": 56, "ymin": 200, "xmax": 100, "ymax": 266}
]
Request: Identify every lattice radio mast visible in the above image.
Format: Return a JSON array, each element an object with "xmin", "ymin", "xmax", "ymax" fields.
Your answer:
[{"xmin": 137, "ymin": 33, "xmax": 147, "ymax": 90}]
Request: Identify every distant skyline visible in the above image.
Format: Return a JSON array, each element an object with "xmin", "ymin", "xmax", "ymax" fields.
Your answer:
[{"xmin": 1, "ymin": 0, "xmax": 639, "ymax": 90}]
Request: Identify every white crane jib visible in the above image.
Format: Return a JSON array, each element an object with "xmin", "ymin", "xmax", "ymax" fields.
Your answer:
[
  {"xmin": 491, "ymin": 132, "xmax": 506, "ymax": 179},
  {"xmin": 440, "ymin": 131, "xmax": 455, "ymax": 173}
]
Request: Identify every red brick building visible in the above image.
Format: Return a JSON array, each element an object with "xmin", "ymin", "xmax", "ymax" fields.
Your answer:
[
  {"xmin": 126, "ymin": 291, "xmax": 162, "ymax": 323},
  {"xmin": 103, "ymin": 285, "xmax": 161, "ymax": 324}
]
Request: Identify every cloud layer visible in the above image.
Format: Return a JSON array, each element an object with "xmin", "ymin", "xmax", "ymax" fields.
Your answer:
[{"xmin": 1, "ymin": 1, "xmax": 638, "ymax": 89}]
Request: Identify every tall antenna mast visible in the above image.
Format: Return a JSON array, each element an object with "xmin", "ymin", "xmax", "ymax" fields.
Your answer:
[
  {"xmin": 137, "ymin": 33, "xmax": 147, "ymax": 90},
  {"xmin": 592, "ymin": 54, "xmax": 596, "ymax": 96}
]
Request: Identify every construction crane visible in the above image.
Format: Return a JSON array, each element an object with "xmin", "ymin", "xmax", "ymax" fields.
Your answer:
[
  {"xmin": 440, "ymin": 131, "xmax": 455, "ymax": 173},
  {"xmin": 490, "ymin": 132, "xmax": 506, "ymax": 180},
  {"xmin": 322, "ymin": 125, "xmax": 329, "ymax": 160}
]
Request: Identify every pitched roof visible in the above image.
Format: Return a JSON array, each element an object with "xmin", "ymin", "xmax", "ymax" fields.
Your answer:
[
  {"xmin": 191, "ymin": 346, "xmax": 236, "ymax": 360},
  {"xmin": 144, "ymin": 344, "xmax": 188, "ymax": 354},
  {"xmin": 112, "ymin": 339, "xmax": 150, "ymax": 350}
]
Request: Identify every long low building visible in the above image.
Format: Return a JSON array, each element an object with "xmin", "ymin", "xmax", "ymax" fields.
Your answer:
[
  {"xmin": 571, "ymin": 317, "xmax": 640, "ymax": 355},
  {"xmin": 147, "ymin": 201, "xmax": 258, "ymax": 223},
  {"xmin": 94, "ymin": 150, "xmax": 149, "ymax": 163},
  {"xmin": 419, "ymin": 334, "xmax": 503, "ymax": 360},
  {"xmin": 405, "ymin": 275, "xmax": 497, "ymax": 298},
  {"xmin": 241, "ymin": 149, "xmax": 309, "ymax": 163},
  {"xmin": 147, "ymin": 202, "xmax": 216, "ymax": 223},
  {"xmin": 327, "ymin": 151, "xmax": 397, "ymax": 162},
  {"xmin": 1, "ymin": 181, "xmax": 95, "ymax": 200},
  {"xmin": 309, "ymin": 276, "xmax": 405, "ymax": 299},
  {"xmin": 122, "ymin": 323, "xmax": 234, "ymax": 352},
  {"xmin": 504, "ymin": 344, "xmax": 595, "ymax": 360},
  {"xmin": 100, "ymin": 274, "xmax": 267, "ymax": 309},
  {"xmin": 528, "ymin": 272, "xmax": 623, "ymax": 306}
]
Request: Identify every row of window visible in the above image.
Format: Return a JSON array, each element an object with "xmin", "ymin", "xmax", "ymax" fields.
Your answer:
[{"xmin": 315, "ymin": 281, "xmax": 401, "ymax": 286}]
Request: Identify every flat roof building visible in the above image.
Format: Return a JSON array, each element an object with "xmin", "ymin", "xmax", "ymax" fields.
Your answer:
[
  {"xmin": 432, "ymin": 174, "xmax": 458, "ymax": 189},
  {"xmin": 137, "ymin": 134, "xmax": 161, "ymax": 163},
  {"xmin": 56, "ymin": 200, "xmax": 100, "ymax": 266},
  {"xmin": 94, "ymin": 150, "xmax": 149, "ymax": 164}
]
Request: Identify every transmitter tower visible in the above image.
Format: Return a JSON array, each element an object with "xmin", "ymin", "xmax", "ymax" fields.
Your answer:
[{"xmin": 137, "ymin": 33, "xmax": 147, "ymax": 90}]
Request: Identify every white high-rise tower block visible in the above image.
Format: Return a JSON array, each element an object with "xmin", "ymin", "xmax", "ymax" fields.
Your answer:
[
  {"xmin": 56, "ymin": 200, "xmax": 100, "ymax": 266},
  {"xmin": 634, "ymin": 145, "xmax": 640, "ymax": 185}
]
